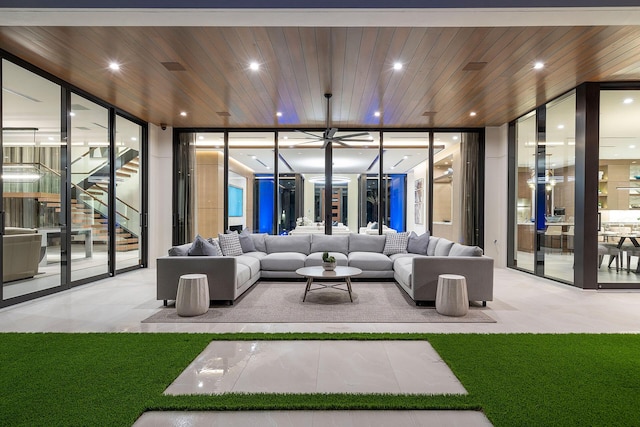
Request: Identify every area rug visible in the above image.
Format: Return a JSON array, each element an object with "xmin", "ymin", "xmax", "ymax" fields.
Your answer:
[{"xmin": 142, "ymin": 281, "xmax": 495, "ymax": 323}]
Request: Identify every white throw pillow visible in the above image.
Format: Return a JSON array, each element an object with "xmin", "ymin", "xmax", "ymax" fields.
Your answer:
[
  {"xmin": 383, "ymin": 231, "xmax": 409, "ymax": 255},
  {"xmin": 218, "ymin": 232, "xmax": 243, "ymax": 256}
]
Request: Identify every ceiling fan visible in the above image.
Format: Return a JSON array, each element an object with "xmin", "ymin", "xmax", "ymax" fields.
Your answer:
[{"xmin": 293, "ymin": 93, "xmax": 372, "ymax": 149}]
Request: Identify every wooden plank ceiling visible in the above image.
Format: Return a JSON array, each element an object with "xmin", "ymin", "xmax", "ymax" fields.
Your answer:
[{"xmin": 1, "ymin": 26, "xmax": 640, "ymax": 128}]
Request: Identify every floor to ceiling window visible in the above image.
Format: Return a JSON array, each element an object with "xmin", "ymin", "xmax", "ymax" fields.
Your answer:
[
  {"xmin": 2, "ymin": 59, "xmax": 63, "ymax": 300},
  {"xmin": 598, "ymin": 90, "xmax": 640, "ymax": 286},
  {"xmin": 0, "ymin": 55, "xmax": 148, "ymax": 308}
]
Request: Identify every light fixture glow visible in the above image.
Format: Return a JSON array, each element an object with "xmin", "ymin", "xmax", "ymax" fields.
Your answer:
[
  {"xmin": 283, "ymin": 136, "xmax": 288, "ymax": 140},
  {"xmin": 624, "ymin": 98, "xmax": 634, "ymax": 104},
  {"xmin": 131, "ymin": 137, "xmax": 137, "ymax": 141},
  {"xmin": 198, "ymin": 136, "xmax": 204, "ymax": 140},
  {"xmin": 249, "ymin": 62, "xmax": 260, "ymax": 71},
  {"xmin": 453, "ymin": 136, "xmax": 459, "ymax": 140},
  {"xmin": 276, "ymin": 111, "xmax": 282, "ymax": 117},
  {"xmin": 630, "ymin": 145, "xmax": 636, "ymax": 149},
  {"xmin": 557, "ymin": 124, "xmax": 565, "ymax": 129},
  {"xmin": 69, "ymin": 112, "xmax": 76, "ymax": 117},
  {"xmin": 180, "ymin": 112, "xmax": 187, "ymax": 117},
  {"xmin": 109, "ymin": 62, "xmax": 120, "ymax": 71},
  {"xmin": 533, "ymin": 62, "xmax": 544, "ymax": 70},
  {"xmin": 470, "ymin": 112, "xmax": 477, "ymax": 117},
  {"xmin": 393, "ymin": 62, "xmax": 403, "ymax": 70},
  {"xmin": 374, "ymin": 111, "xmax": 381, "ymax": 117}
]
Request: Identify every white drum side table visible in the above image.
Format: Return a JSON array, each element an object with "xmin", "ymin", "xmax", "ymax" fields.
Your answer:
[
  {"xmin": 176, "ymin": 273, "xmax": 210, "ymax": 317},
  {"xmin": 435, "ymin": 274, "xmax": 469, "ymax": 317}
]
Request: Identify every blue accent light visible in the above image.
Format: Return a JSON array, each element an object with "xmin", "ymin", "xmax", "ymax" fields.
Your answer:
[
  {"xmin": 389, "ymin": 174, "xmax": 406, "ymax": 232},
  {"xmin": 256, "ymin": 176, "xmax": 274, "ymax": 233}
]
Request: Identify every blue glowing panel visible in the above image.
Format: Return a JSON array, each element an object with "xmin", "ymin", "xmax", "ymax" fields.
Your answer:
[
  {"xmin": 228, "ymin": 185, "xmax": 243, "ymax": 217},
  {"xmin": 389, "ymin": 174, "xmax": 406, "ymax": 232},
  {"xmin": 256, "ymin": 178, "xmax": 274, "ymax": 233}
]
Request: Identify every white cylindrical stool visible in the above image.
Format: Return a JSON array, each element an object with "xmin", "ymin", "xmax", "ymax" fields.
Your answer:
[
  {"xmin": 176, "ymin": 274, "xmax": 210, "ymax": 317},
  {"xmin": 436, "ymin": 274, "xmax": 469, "ymax": 317}
]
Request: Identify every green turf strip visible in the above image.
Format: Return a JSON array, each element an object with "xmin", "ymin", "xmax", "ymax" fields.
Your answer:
[{"xmin": 1, "ymin": 333, "xmax": 640, "ymax": 426}]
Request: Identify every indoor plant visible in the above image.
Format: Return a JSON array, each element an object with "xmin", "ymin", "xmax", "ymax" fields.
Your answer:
[{"xmin": 322, "ymin": 251, "xmax": 336, "ymax": 271}]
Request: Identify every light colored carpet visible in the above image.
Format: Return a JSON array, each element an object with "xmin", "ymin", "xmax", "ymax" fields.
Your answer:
[{"xmin": 143, "ymin": 281, "xmax": 495, "ymax": 323}]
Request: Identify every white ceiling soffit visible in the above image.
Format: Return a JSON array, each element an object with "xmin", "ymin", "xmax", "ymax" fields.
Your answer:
[{"xmin": 3, "ymin": 7, "xmax": 640, "ymax": 27}]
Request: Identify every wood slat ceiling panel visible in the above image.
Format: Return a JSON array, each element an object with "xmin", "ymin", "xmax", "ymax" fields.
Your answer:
[{"xmin": 2, "ymin": 26, "xmax": 640, "ymax": 129}]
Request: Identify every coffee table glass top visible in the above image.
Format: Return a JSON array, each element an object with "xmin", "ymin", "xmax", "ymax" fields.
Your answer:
[{"xmin": 295, "ymin": 266, "xmax": 362, "ymax": 278}]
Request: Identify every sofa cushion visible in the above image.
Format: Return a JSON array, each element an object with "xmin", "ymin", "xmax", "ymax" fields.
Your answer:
[
  {"xmin": 265, "ymin": 235, "xmax": 311, "ymax": 255},
  {"xmin": 206, "ymin": 237, "xmax": 223, "ymax": 255},
  {"xmin": 241, "ymin": 251, "xmax": 267, "ymax": 261},
  {"xmin": 260, "ymin": 252, "xmax": 307, "ymax": 271},
  {"xmin": 310, "ymin": 234, "xmax": 349, "ymax": 255},
  {"xmin": 305, "ymin": 252, "xmax": 349, "ymax": 267},
  {"xmin": 426, "ymin": 237, "xmax": 440, "ymax": 256},
  {"xmin": 188, "ymin": 235, "xmax": 221, "ymax": 256},
  {"xmin": 238, "ymin": 229, "xmax": 257, "ymax": 253},
  {"xmin": 219, "ymin": 232, "xmax": 243, "ymax": 256},
  {"xmin": 348, "ymin": 251, "xmax": 393, "ymax": 271},
  {"xmin": 389, "ymin": 252, "xmax": 427, "ymax": 262},
  {"xmin": 235, "ymin": 254, "xmax": 261, "ymax": 277},
  {"xmin": 168, "ymin": 243, "xmax": 191, "ymax": 256},
  {"xmin": 449, "ymin": 243, "xmax": 484, "ymax": 257},
  {"xmin": 250, "ymin": 233, "xmax": 268, "ymax": 252},
  {"xmin": 235, "ymin": 263, "xmax": 252, "ymax": 289},
  {"xmin": 349, "ymin": 234, "xmax": 386, "ymax": 253},
  {"xmin": 435, "ymin": 238, "xmax": 455, "ymax": 256},
  {"xmin": 383, "ymin": 231, "xmax": 409, "ymax": 255},
  {"xmin": 393, "ymin": 257, "xmax": 413, "ymax": 288},
  {"xmin": 407, "ymin": 231, "xmax": 430, "ymax": 255}
]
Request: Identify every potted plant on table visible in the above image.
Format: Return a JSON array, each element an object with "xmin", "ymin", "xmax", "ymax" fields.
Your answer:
[{"xmin": 322, "ymin": 251, "xmax": 336, "ymax": 271}]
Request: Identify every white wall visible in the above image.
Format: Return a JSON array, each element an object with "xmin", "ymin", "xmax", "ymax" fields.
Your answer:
[
  {"xmin": 484, "ymin": 125, "xmax": 509, "ymax": 268},
  {"xmin": 147, "ymin": 123, "xmax": 173, "ymax": 264},
  {"xmin": 406, "ymin": 160, "xmax": 428, "ymax": 235}
]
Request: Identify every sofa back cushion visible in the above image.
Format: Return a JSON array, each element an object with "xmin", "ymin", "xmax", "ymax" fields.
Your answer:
[
  {"xmin": 426, "ymin": 237, "xmax": 440, "ymax": 256},
  {"xmin": 311, "ymin": 234, "xmax": 349, "ymax": 255},
  {"xmin": 349, "ymin": 233, "xmax": 386, "ymax": 253},
  {"xmin": 238, "ymin": 229, "xmax": 257, "ymax": 253},
  {"xmin": 250, "ymin": 233, "xmax": 268, "ymax": 252},
  {"xmin": 168, "ymin": 243, "xmax": 191, "ymax": 256},
  {"xmin": 407, "ymin": 231, "xmax": 430, "ymax": 255},
  {"xmin": 265, "ymin": 234, "xmax": 311, "ymax": 255},
  {"xmin": 449, "ymin": 243, "xmax": 484, "ymax": 256},
  {"xmin": 434, "ymin": 238, "xmax": 455, "ymax": 256}
]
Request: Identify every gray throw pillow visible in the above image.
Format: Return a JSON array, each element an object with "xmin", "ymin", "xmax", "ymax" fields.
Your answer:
[
  {"xmin": 188, "ymin": 235, "xmax": 221, "ymax": 256},
  {"xmin": 383, "ymin": 232, "xmax": 410, "ymax": 255},
  {"xmin": 426, "ymin": 237, "xmax": 440, "ymax": 256},
  {"xmin": 218, "ymin": 232, "xmax": 243, "ymax": 256},
  {"xmin": 238, "ymin": 228, "xmax": 257, "ymax": 253},
  {"xmin": 407, "ymin": 231, "xmax": 430, "ymax": 255},
  {"xmin": 449, "ymin": 243, "xmax": 484, "ymax": 257},
  {"xmin": 206, "ymin": 237, "xmax": 223, "ymax": 256},
  {"xmin": 250, "ymin": 233, "xmax": 268, "ymax": 252},
  {"xmin": 168, "ymin": 243, "xmax": 191, "ymax": 256}
]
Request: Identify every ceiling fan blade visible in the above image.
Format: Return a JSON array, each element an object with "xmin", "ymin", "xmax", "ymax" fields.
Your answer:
[
  {"xmin": 334, "ymin": 138, "xmax": 374, "ymax": 143},
  {"xmin": 332, "ymin": 140, "xmax": 350, "ymax": 147},
  {"xmin": 326, "ymin": 128, "xmax": 338, "ymax": 139},
  {"xmin": 295, "ymin": 129, "xmax": 323, "ymax": 139},
  {"xmin": 333, "ymin": 132, "xmax": 371, "ymax": 140}
]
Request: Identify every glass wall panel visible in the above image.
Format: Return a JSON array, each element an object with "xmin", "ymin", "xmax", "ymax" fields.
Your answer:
[
  {"xmin": 514, "ymin": 112, "xmax": 537, "ymax": 273},
  {"xmin": 69, "ymin": 94, "xmax": 110, "ymax": 281},
  {"xmin": 278, "ymin": 131, "xmax": 325, "ymax": 234},
  {"xmin": 228, "ymin": 132, "xmax": 275, "ymax": 234},
  {"xmin": 432, "ymin": 133, "xmax": 462, "ymax": 241},
  {"xmin": 190, "ymin": 132, "xmax": 225, "ymax": 239},
  {"xmin": 598, "ymin": 90, "xmax": 640, "ymax": 285},
  {"xmin": 115, "ymin": 115, "xmax": 142, "ymax": 270},
  {"xmin": 332, "ymin": 131, "xmax": 380, "ymax": 234},
  {"xmin": 543, "ymin": 92, "xmax": 575, "ymax": 284},
  {"xmin": 2, "ymin": 59, "xmax": 63, "ymax": 300},
  {"xmin": 382, "ymin": 132, "xmax": 429, "ymax": 236}
]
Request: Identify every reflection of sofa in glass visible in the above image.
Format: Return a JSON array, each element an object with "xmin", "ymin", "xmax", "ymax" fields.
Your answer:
[
  {"xmin": 3, "ymin": 227, "xmax": 42, "ymax": 282},
  {"xmin": 290, "ymin": 223, "xmax": 351, "ymax": 235},
  {"xmin": 359, "ymin": 222, "xmax": 397, "ymax": 235}
]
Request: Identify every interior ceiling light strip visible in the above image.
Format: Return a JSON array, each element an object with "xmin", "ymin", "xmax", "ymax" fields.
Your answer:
[{"xmin": 2, "ymin": 87, "xmax": 42, "ymax": 102}]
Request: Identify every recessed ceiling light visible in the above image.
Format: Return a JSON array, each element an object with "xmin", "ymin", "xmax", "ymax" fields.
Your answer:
[
  {"xmin": 198, "ymin": 136, "xmax": 204, "ymax": 140},
  {"xmin": 624, "ymin": 98, "xmax": 634, "ymax": 104},
  {"xmin": 251, "ymin": 155, "xmax": 257, "ymax": 159},
  {"xmin": 180, "ymin": 112, "xmax": 187, "ymax": 117},
  {"xmin": 374, "ymin": 111, "xmax": 381, "ymax": 117},
  {"xmin": 266, "ymin": 166, "xmax": 271, "ymax": 170},
  {"xmin": 109, "ymin": 62, "xmax": 120, "ymax": 71},
  {"xmin": 368, "ymin": 135, "xmax": 374, "ymax": 141},
  {"xmin": 48, "ymin": 137, "xmax": 54, "ymax": 141},
  {"xmin": 249, "ymin": 62, "xmax": 260, "ymax": 71},
  {"xmin": 533, "ymin": 62, "xmax": 544, "ymax": 70},
  {"xmin": 131, "ymin": 137, "xmax": 137, "ymax": 141},
  {"xmin": 283, "ymin": 136, "xmax": 288, "ymax": 140},
  {"xmin": 393, "ymin": 62, "xmax": 403, "ymax": 70},
  {"xmin": 558, "ymin": 124, "xmax": 565, "ymax": 129},
  {"xmin": 276, "ymin": 112, "xmax": 283, "ymax": 117},
  {"xmin": 453, "ymin": 136, "xmax": 459, "ymax": 140},
  {"xmin": 390, "ymin": 166, "xmax": 395, "ymax": 170},
  {"xmin": 630, "ymin": 145, "xmax": 636, "ymax": 149},
  {"xmin": 470, "ymin": 112, "xmax": 477, "ymax": 117},
  {"xmin": 69, "ymin": 112, "xmax": 76, "ymax": 117}
]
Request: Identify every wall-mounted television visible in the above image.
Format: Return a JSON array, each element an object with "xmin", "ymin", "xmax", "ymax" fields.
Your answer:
[{"xmin": 228, "ymin": 185, "xmax": 244, "ymax": 217}]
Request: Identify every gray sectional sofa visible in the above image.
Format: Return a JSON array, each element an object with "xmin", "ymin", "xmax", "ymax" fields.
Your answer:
[{"xmin": 156, "ymin": 232, "xmax": 493, "ymax": 306}]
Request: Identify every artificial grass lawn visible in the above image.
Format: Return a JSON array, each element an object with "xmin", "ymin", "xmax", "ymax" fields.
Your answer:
[{"xmin": 1, "ymin": 333, "xmax": 640, "ymax": 426}]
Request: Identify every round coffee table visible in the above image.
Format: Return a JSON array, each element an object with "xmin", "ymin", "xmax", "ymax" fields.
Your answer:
[{"xmin": 295, "ymin": 266, "xmax": 362, "ymax": 302}]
